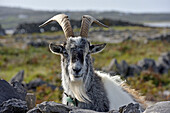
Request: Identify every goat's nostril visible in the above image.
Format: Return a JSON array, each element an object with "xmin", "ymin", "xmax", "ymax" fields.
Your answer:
[{"xmin": 73, "ymin": 68, "xmax": 81, "ymax": 73}]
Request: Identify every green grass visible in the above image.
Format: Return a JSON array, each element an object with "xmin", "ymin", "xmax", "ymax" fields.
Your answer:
[
  {"xmin": 0, "ymin": 26, "xmax": 170, "ymax": 103},
  {"xmin": 93, "ymin": 40, "xmax": 170, "ymax": 69},
  {"xmin": 1, "ymin": 40, "xmax": 169, "ymax": 81},
  {"xmin": 128, "ymin": 71, "xmax": 170, "ymax": 101},
  {"xmin": 0, "ymin": 47, "xmax": 61, "ymax": 82}
]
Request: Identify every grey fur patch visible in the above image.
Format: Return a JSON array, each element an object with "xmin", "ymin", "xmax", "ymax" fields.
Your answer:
[{"xmin": 53, "ymin": 37, "xmax": 109, "ymax": 111}]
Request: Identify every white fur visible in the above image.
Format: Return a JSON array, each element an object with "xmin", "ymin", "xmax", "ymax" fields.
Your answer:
[
  {"xmin": 95, "ymin": 71, "xmax": 135, "ymax": 110},
  {"xmin": 70, "ymin": 81, "xmax": 91, "ymax": 102},
  {"xmin": 69, "ymin": 36, "xmax": 82, "ymax": 44}
]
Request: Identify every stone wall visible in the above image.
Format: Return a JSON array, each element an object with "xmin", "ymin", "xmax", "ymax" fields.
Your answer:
[
  {"xmin": 0, "ymin": 70, "xmax": 169, "ymax": 113},
  {"xmin": 103, "ymin": 52, "xmax": 170, "ymax": 77},
  {"xmin": 0, "ymin": 24, "xmax": 6, "ymax": 36},
  {"xmin": 13, "ymin": 19, "xmax": 144, "ymax": 34}
]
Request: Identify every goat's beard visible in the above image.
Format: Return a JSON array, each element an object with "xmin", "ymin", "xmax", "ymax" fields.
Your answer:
[{"xmin": 69, "ymin": 80, "xmax": 91, "ymax": 103}]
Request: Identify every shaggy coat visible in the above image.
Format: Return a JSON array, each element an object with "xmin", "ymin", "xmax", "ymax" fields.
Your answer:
[
  {"xmin": 41, "ymin": 14, "xmax": 140, "ymax": 112},
  {"xmin": 50, "ymin": 37, "xmax": 135, "ymax": 112}
]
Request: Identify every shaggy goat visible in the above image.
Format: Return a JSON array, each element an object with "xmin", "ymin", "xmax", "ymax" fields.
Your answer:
[{"xmin": 40, "ymin": 14, "xmax": 141, "ymax": 112}]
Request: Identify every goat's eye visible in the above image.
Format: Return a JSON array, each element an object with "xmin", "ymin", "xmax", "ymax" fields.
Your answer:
[{"xmin": 63, "ymin": 51, "xmax": 68, "ymax": 57}]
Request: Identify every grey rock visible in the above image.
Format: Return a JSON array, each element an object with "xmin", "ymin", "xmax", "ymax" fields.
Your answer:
[
  {"xmin": 26, "ymin": 93, "xmax": 36, "ymax": 110},
  {"xmin": 0, "ymin": 98, "xmax": 28, "ymax": 113},
  {"xmin": 0, "ymin": 80, "xmax": 25, "ymax": 104},
  {"xmin": 0, "ymin": 80, "xmax": 27, "ymax": 112},
  {"xmin": 103, "ymin": 59, "xmax": 142, "ymax": 77},
  {"xmin": 119, "ymin": 103, "xmax": 141, "ymax": 113},
  {"xmin": 10, "ymin": 70, "xmax": 24, "ymax": 84},
  {"xmin": 144, "ymin": 101, "xmax": 170, "ymax": 113},
  {"xmin": 104, "ymin": 51, "xmax": 170, "ymax": 76},
  {"xmin": 27, "ymin": 107, "xmax": 41, "ymax": 113},
  {"xmin": 46, "ymin": 83, "xmax": 57, "ymax": 91},
  {"xmin": 70, "ymin": 109, "xmax": 107, "ymax": 113},
  {"xmin": 108, "ymin": 110, "xmax": 119, "ymax": 113},
  {"xmin": 158, "ymin": 52, "xmax": 170, "ymax": 68},
  {"xmin": 26, "ymin": 78, "xmax": 46, "ymax": 91},
  {"xmin": 37, "ymin": 101, "xmax": 76, "ymax": 113},
  {"xmin": 27, "ymin": 40, "xmax": 48, "ymax": 47},
  {"xmin": 13, "ymin": 19, "xmax": 143, "ymax": 35},
  {"xmin": 122, "ymin": 35, "xmax": 132, "ymax": 42},
  {"xmin": 26, "ymin": 78, "xmax": 56, "ymax": 91},
  {"xmin": 119, "ymin": 60, "xmax": 129, "ymax": 76},
  {"xmin": 11, "ymin": 81, "xmax": 27, "ymax": 101},
  {"xmin": 110, "ymin": 59, "xmax": 119, "ymax": 71},
  {"xmin": 107, "ymin": 59, "xmax": 121, "ymax": 74},
  {"xmin": 157, "ymin": 52, "xmax": 170, "ymax": 74},
  {"xmin": 28, "ymin": 101, "xmax": 144, "ymax": 113},
  {"xmin": 156, "ymin": 62, "xmax": 168, "ymax": 74},
  {"xmin": 127, "ymin": 65, "xmax": 141, "ymax": 77},
  {"xmin": 8, "ymin": 70, "xmax": 27, "ymax": 101},
  {"xmin": 28, "ymin": 101, "xmax": 108, "ymax": 113},
  {"xmin": 137, "ymin": 58, "xmax": 158, "ymax": 72},
  {"xmin": 0, "ymin": 24, "xmax": 6, "ymax": 36},
  {"xmin": 148, "ymin": 34, "xmax": 170, "ymax": 42}
]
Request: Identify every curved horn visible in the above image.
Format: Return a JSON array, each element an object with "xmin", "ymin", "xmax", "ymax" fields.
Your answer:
[
  {"xmin": 39, "ymin": 14, "xmax": 74, "ymax": 38},
  {"xmin": 80, "ymin": 15, "xmax": 108, "ymax": 37}
]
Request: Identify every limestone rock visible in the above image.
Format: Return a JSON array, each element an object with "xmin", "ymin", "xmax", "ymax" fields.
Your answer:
[
  {"xmin": 107, "ymin": 59, "xmax": 121, "ymax": 74},
  {"xmin": 138, "ymin": 58, "xmax": 157, "ymax": 72},
  {"xmin": 0, "ymin": 98, "xmax": 27, "ymax": 113},
  {"xmin": 11, "ymin": 81, "xmax": 27, "ymax": 101},
  {"xmin": 118, "ymin": 103, "xmax": 141, "ymax": 113},
  {"xmin": 26, "ymin": 78, "xmax": 56, "ymax": 91},
  {"xmin": 157, "ymin": 52, "xmax": 170, "ymax": 74},
  {"xmin": 10, "ymin": 70, "xmax": 24, "ymax": 84},
  {"xmin": 0, "ymin": 80, "xmax": 25, "ymax": 103},
  {"xmin": 0, "ymin": 80, "xmax": 28, "ymax": 113},
  {"xmin": 26, "ymin": 78, "xmax": 46, "ymax": 91},
  {"xmin": 26, "ymin": 93, "xmax": 36, "ymax": 110},
  {"xmin": 27, "ymin": 101, "xmax": 76, "ymax": 113},
  {"xmin": 27, "ymin": 107, "xmax": 41, "ymax": 113},
  {"xmin": 0, "ymin": 24, "xmax": 6, "ymax": 36},
  {"xmin": 27, "ymin": 40, "xmax": 48, "ymax": 47},
  {"xmin": 127, "ymin": 65, "xmax": 141, "ymax": 77},
  {"xmin": 144, "ymin": 101, "xmax": 170, "ymax": 113},
  {"xmin": 120, "ymin": 60, "xmax": 129, "ymax": 76},
  {"xmin": 70, "ymin": 109, "xmax": 107, "ymax": 113}
]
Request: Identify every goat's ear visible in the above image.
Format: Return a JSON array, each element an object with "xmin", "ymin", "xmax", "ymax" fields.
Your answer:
[
  {"xmin": 89, "ymin": 43, "xmax": 106, "ymax": 54},
  {"xmin": 49, "ymin": 43, "xmax": 65, "ymax": 55}
]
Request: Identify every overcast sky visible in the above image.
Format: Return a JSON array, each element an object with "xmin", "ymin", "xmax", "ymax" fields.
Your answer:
[{"xmin": 0, "ymin": 0, "xmax": 170, "ymax": 13}]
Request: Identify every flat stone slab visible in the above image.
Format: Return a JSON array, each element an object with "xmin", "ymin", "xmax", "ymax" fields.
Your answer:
[{"xmin": 144, "ymin": 101, "xmax": 170, "ymax": 113}]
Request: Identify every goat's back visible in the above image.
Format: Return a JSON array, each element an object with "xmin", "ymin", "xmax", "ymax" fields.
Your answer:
[{"xmin": 95, "ymin": 71, "xmax": 135, "ymax": 110}]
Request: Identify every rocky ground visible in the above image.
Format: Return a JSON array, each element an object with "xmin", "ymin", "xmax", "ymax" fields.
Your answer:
[
  {"xmin": 0, "ymin": 71, "xmax": 170, "ymax": 113},
  {"xmin": 1, "ymin": 26, "xmax": 170, "ymax": 49},
  {"xmin": 103, "ymin": 52, "xmax": 170, "ymax": 77},
  {"xmin": 0, "ymin": 24, "xmax": 6, "ymax": 36},
  {"xmin": 0, "ymin": 26, "xmax": 170, "ymax": 113},
  {"xmin": 12, "ymin": 19, "xmax": 144, "ymax": 34}
]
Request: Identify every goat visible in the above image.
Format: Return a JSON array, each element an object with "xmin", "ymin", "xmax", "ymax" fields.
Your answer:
[{"xmin": 40, "ymin": 14, "xmax": 143, "ymax": 112}]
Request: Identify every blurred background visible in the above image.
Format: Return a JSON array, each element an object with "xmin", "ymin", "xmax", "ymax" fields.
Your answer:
[{"xmin": 0, "ymin": 0, "xmax": 170, "ymax": 104}]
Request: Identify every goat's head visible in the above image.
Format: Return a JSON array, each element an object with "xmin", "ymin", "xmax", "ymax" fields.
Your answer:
[{"xmin": 40, "ymin": 14, "xmax": 108, "ymax": 82}]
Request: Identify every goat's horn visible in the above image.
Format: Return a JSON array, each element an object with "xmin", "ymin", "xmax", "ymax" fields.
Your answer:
[
  {"xmin": 39, "ymin": 14, "xmax": 74, "ymax": 38},
  {"xmin": 80, "ymin": 15, "xmax": 108, "ymax": 37}
]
